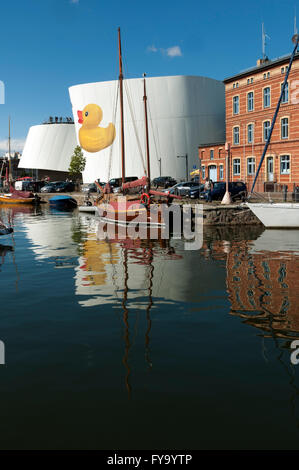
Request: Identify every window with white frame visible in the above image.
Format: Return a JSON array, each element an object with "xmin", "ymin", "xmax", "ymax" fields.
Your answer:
[
  {"xmin": 233, "ymin": 159, "xmax": 241, "ymax": 176},
  {"xmin": 247, "ymin": 123, "xmax": 254, "ymax": 144},
  {"xmin": 267, "ymin": 72, "xmax": 270, "ymax": 78},
  {"xmin": 202, "ymin": 166, "xmax": 205, "ymax": 179},
  {"xmin": 247, "ymin": 157, "xmax": 256, "ymax": 175},
  {"xmin": 233, "ymin": 126, "xmax": 240, "ymax": 145},
  {"xmin": 281, "ymin": 67, "xmax": 285, "ymax": 74},
  {"xmin": 219, "ymin": 165, "xmax": 224, "ymax": 180},
  {"xmin": 247, "ymin": 92, "xmax": 254, "ymax": 111},
  {"xmin": 210, "ymin": 149, "xmax": 214, "ymax": 160},
  {"xmin": 233, "ymin": 96, "xmax": 239, "ymax": 114},
  {"xmin": 263, "ymin": 87, "xmax": 270, "ymax": 108},
  {"xmin": 281, "ymin": 117, "xmax": 289, "ymax": 139},
  {"xmin": 281, "ymin": 82, "xmax": 288, "ymax": 103},
  {"xmin": 263, "ymin": 120, "xmax": 271, "ymax": 141},
  {"xmin": 280, "ymin": 155, "xmax": 290, "ymax": 174},
  {"xmin": 250, "ymin": 77, "xmax": 253, "ymax": 83}
]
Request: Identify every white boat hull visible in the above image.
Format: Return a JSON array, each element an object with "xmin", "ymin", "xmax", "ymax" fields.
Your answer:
[{"xmin": 247, "ymin": 203, "xmax": 299, "ymax": 228}]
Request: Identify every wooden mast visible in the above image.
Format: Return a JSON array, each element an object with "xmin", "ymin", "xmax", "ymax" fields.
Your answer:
[
  {"xmin": 143, "ymin": 73, "xmax": 151, "ymax": 186},
  {"xmin": 118, "ymin": 28, "xmax": 125, "ymax": 186}
]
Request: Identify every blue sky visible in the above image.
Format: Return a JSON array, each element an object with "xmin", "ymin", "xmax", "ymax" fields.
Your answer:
[{"xmin": 0, "ymin": 0, "xmax": 298, "ymax": 153}]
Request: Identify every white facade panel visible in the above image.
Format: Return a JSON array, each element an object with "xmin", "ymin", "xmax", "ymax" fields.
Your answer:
[
  {"xmin": 19, "ymin": 123, "xmax": 77, "ymax": 172},
  {"xmin": 69, "ymin": 75, "xmax": 225, "ymax": 183}
]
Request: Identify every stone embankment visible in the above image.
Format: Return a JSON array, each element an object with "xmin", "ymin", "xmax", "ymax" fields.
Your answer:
[{"xmin": 38, "ymin": 192, "xmax": 262, "ymax": 226}]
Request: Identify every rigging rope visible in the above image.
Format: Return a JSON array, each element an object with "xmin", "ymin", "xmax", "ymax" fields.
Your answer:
[
  {"xmin": 107, "ymin": 80, "xmax": 119, "ymax": 183},
  {"xmin": 124, "ymin": 79, "xmax": 146, "ymax": 175},
  {"xmin": 147, "ymin": 100, "xmax": 161, "ymax": 167}
]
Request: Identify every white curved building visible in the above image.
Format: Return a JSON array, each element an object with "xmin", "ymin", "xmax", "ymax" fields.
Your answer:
[
  {"xmin": 19, "ymin": 122, "xmax": 77, "ymax": 173},
  {"xmin": 69, "ymin": 75, "xmax": 225, "ymax": 183}
]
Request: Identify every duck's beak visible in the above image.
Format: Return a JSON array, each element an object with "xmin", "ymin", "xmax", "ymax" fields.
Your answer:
[{"xmin": 77, "ymin": 110, "xmax": 83, "ymax": 124}]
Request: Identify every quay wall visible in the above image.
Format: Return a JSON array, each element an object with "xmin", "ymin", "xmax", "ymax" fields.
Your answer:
[{"xmin": 38, "ymin": 193, "xmax": 262, "ymax": 226}]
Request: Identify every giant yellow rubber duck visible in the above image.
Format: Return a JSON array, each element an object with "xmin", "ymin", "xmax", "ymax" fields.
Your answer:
[{"xmin": 77, "ymin": 104, "xmax": 116, "ymax": 153}]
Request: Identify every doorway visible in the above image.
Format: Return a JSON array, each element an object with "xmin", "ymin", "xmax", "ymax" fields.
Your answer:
[{"xmin": 267, "ymin": 156, "xmax": 274, "ymax": 182}]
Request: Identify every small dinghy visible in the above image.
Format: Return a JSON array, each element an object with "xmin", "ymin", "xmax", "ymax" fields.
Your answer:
[{"xmin": 49, "ymin": 195, "xmax": 77, "ymax": 210}]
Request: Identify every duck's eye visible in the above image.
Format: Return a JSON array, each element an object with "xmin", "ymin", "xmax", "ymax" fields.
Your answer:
[{"xmin": 85, "ymin": 111, "xmax": 89, "ymax": 117}]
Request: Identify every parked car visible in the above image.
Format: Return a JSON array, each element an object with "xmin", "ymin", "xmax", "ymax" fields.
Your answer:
[
  {"xmin": 54, "ymin": 181, "xmax": 75, "ymax": 192},
  {"xmin": 41, "ymin": 181, "xmax": 75, "ymax": 193},
  {"xmin": 109, "ymin": 176, "xmax": 139, "ymax": 193},
  {"xmin": 164, "ymin": 181, "xmax": 200, "ymax": 197},
  {"xmin": 199, "ymin": 181, "xmax": 247, "ymax": 201},
  {"xmin": 41, "ymin": 182, "xmax": 60, "ymax": 193},
  {"xmin": 186, "ymin": 184, "xmax": 205, "ymax": 199},
  {"xmin": 152, "ymin": 176, "xmax": 177, "ymax": 189},
  {"xmin": 109, "ymin": 176, "xmax": 138, "ymax": 190},
  {"xmin": 82, "ymin": 183, "xmax": 98, "ymax": 193}
]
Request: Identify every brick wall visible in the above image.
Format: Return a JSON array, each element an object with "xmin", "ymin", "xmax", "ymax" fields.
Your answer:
[{"xmin": 199, "ymin": 55, "xmax": 299, "ymax": 191}]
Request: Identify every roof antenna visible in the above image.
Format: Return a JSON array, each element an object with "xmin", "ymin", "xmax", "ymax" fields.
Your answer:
[{"xmin": 262, "ymin": 23, "xmax": 270, "ymax": 60}]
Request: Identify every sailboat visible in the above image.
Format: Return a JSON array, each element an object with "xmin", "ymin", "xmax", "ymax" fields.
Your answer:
[
  {"xmin": 95, "ymin": 28, "xmax": 180, "ymax": 228},
  {"xmin": 0, "ymin": 117, "xmax": 39, "ymax": 205}
]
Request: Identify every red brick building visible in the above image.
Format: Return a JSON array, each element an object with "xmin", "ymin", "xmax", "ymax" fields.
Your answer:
[{"xmin": 199, "ymin": 53, "xmax": 299, "ymax": 192}]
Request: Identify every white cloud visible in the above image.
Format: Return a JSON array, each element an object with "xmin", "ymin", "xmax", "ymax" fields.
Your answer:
[
  {"xmin": 70, "ymin": 0, "xmax": 79, "ymax": 4},
  {"xmin": 166, "ymin": 46, "xmax": 182, "ymax": 58},
  {"xmin": 147, "ymin": 45, "xmax": 158, "ymax": 53},
  {"xmin": 0, "ymin": 139, "xmax": 26, "ymax": 154}
]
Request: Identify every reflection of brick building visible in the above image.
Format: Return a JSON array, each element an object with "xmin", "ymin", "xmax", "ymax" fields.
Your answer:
[
  {"xmin": 203, "ymin": 238, "xmax": 299, "ymax": 338},
  {"xmin": 199, "ymin": 53, "xmax": 299, "ymax": 192}
]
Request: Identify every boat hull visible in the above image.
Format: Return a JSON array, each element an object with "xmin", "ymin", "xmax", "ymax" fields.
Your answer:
[
  {"xmin": 96, "ymin": 199, "xmax": 165, "ymax": 227},
  {"xmin": 0, "ymin": 196, "xmax": 36, "ymax": 204},
  {"xmin": 247, "ymin": 203, "xmax": 299, "ymax": 228}
]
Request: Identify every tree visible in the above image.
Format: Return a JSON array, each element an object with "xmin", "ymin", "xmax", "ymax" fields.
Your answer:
[{"xmin": 68, "ymin": 146, "xmax": 86, "ymax": 180}]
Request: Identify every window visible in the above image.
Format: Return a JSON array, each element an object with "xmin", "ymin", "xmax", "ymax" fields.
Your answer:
[
  {"xmin": 263, "ymin": 120, "xmax": 271, "ymax": 141},
  {"xmin": 233, "ymin": 83, "xmax": 235, "ymax": 88},
  {"xmin": 247, "ymin": 79, "xmax": 250, "ymax": 84},
  {"xmin": 281, "ymin": 82, "xmax": 288, "ymax": 103},
  {"xmin": 236, "ymin": 82, "xmax": 239, "ymax": 88},
  {"xmin": 233, "ymin": 126, "xmax": 240, "ymax": 145},
  {"xmin": 210, "ymin": 149, "xmax": 214, "ymax": 160},
  {"xmin": 219, "ymin": 165, "xmax": 224, "ymax": 180},
  {"xmin": 263, "ymin": 73, "xmax": 267, "ymax": 79},
  {"xmin": 281, "ymin": 117, "xmax": 289, "ymax": 139},
  {"xmin": 233, "ymin": 96, "xmax": 239, "ymax": 114},
  {"xmin": 250, "ymin": 77, "xmax": 253, "ymax": 83},
  {"xmin": 281, "ymin": 67, "xmax": 285, "ymax": 74},
  {"xmin": 233, "ymin": 159, "xmax": 241, "ymax": 176},
  {"xmin": 247, "ymin": 123, "xmax": 254, "ymax": 144},
  {"xmin": 247, "ymin": 91, "xmax": 254, "ymax": 111},
  {"xmin": 267, "ymin": 72, "xmax": 270, "ymax": 78},
  {"xmin": 202, "ymin": 166, "xmax": 205, "ymax": 179},
  {"xmin": 247, "ymin": 157, "xmax": 256, "ymax": 175},
  {"xmin": 263, "ymin": 87, "xmax": 270, "ymax": 108},
  {"xmin": 280, "ymin": 155, "xmax": 290, "ymax": 174}
]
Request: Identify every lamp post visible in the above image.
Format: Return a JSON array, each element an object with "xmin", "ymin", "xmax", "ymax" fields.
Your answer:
[
  {"xmin": 221, "ymin": 142, "xmax": 232, "ymax": 204},
  {"xmin": 177, "ymin": 154, "xmax": 188, "ymax": 181}
]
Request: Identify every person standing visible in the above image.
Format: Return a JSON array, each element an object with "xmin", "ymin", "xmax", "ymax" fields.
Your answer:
[{"xmin": 204, "ymin": 177, "xmax": 212, "ymax": 202}]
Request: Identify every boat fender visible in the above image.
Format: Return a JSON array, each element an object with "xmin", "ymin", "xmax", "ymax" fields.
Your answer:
[{"xmin": 140, "ymin": 193, "xmax": 150, "ymax": 208}]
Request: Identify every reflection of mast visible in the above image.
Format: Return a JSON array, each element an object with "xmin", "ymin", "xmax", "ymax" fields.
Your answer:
[
  {"xmin": 121, "ymin": 246, "xmax": 131, "ymax": 397},
  {"xmin": 145, "ymin": 242, "xmax": 154, "ymax": 369}
]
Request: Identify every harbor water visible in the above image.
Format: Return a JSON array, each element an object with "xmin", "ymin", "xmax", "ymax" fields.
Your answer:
[{"xmin": 0, "ymin": 205, "xmax": 299, "ymax": 450}]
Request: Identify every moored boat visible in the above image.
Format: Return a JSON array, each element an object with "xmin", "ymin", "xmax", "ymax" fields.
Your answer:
[
  {"xmin": 49, "ymin": 195, "xmax": 77, "ymax": 209},
  {"xmin": 247, "ymin": 203, "xmax": 299, "ymax": 228}
]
